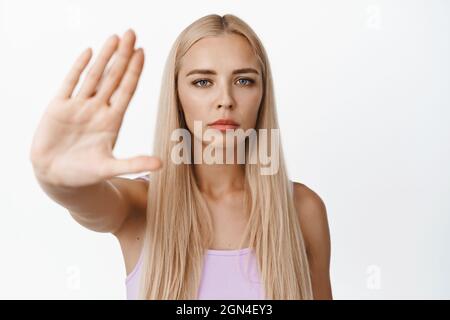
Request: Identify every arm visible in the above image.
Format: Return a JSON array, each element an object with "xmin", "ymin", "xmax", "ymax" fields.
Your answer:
[
  {"xmin": 292, "ymin": 182, "xmax": 333, "ymax": 300},
  {"xmin": 29, "ymin": 29, "xmax": 160, "ymax": 237},
  {"xmin": 32, "ymin": 170, "xmax": 149, "ymax": 275},
  {"xmin": 32, "ymin": 173, "xmax": 148, "ymax": 235}
]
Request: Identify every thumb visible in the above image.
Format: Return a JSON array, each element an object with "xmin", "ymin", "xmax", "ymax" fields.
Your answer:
[{"xmin": 106, "ymin": 155, "xmax": 162, "ymax": 176}]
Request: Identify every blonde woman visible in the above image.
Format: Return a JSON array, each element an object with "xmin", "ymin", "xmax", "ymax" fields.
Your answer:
[{"xmin": 30, "ymin": 14, "xmax": 332, "ymax": 300}]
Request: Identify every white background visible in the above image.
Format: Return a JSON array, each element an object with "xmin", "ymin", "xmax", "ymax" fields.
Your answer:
[{"xmin": 0, "ymin": 0, "xmax": 449, "ymax": 299}]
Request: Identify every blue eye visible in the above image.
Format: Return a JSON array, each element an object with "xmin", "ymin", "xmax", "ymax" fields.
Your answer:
[
  {"xmin": 192, "ymin": 78, "xmax": 255, "ymax": 88},
  {"xmin": 193, "ymin": 79, "xmax": 211, "ymax": 87},
  {"xmin": 236, "ymin": 78, "xmax": 254, "ymax": 86}
]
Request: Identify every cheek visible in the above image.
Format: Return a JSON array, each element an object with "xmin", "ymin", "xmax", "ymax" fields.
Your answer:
[
  {"xmin": 235, "ymin": 89, "xmax": 262, "ymax": 128},
  {"xmin": 178, "ymin": 85, "xmax": 211, "ymax": 131}
]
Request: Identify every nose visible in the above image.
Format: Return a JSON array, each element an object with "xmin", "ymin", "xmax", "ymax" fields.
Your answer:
[{"xmin": 216, "ymin": 82, "xmax": 235, "ymax": 110}]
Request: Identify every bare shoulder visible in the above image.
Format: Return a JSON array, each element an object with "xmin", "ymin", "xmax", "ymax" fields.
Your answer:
[
  {"xmin": 290, "ymin": 180, "xmax": 330, "ymax": 255},
  {"xmin": 111, "ymin": 176, "xmax": 148, "ymax": 276},
  {"xmin": 291, "ymin": 181, "xmax": 328, "ymax": 228},
  {"xmin": 291, "ymin": 180, "xmax": 333, "ymax": 299}
]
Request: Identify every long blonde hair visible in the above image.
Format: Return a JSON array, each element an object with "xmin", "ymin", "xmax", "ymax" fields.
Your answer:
[{"xmin": 138, "ymin": 13, "xmax": 313, "ymax": 299}]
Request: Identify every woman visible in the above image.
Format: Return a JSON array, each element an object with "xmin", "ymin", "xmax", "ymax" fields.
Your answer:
[{"xmin": 30, "ymin": 14, "xmax": 332, "ymax": 300}]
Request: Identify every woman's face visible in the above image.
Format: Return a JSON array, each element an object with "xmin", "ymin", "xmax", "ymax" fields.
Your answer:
[{"xmin": 177, "ymin": 33, "xmax": 263, "ymax": 147}]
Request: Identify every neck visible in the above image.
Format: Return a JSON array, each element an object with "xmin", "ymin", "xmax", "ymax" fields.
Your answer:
[{"xmin": 193, "ymin": 161, "xmax": 245, "ymax": 198}]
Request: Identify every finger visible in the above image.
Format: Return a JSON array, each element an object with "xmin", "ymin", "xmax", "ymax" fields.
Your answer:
[
  {"xmin": 112, "ymin": 48, "xmax": 144, "ymax": 113},
  {"xmin": 97, "ymin": 29, "xmax": 136, "ymax": 103},
  {"xmin": 56, "ymin": 48, "xmax": 92, "ymax": 99},
  {"xmin": 105, "ymin": 156, "xmax": 162, "ymax": 177},
  {"xmin": 77, "ymin": 34, "xmax": 119, "ymax": 98},
  {"xmin": 88, "ymin": 62, "xmax": 111, "ymax": 98}
]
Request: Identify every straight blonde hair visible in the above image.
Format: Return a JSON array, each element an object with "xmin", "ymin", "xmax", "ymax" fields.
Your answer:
[{"xmin": 138, "ymin": 14, "xmax": 313, "ymax": 299}]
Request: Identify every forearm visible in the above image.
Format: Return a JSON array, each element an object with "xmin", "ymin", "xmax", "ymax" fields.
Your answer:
[{"xmin": 33, "ymin": 167, "xmax": 129, "ymax": 233}]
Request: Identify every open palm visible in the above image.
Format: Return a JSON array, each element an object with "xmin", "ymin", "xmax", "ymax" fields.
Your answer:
[{"xmin": 30, "ymin": 29, "xmax": 161, "ymax": 187}]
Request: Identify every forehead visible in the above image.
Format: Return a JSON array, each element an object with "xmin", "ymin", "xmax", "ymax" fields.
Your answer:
[{"xmin": 179, "ymin": 34, "xmax": 260, "ymax": 73}]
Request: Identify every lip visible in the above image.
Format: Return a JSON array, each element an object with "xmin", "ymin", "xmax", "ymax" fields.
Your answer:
[
  {"xmin": 208, "ymin": 119, "xmax": 239, "ymax": 131},
  {"xmin": 209, "ymin": 119, "xmax": 239, "ymax": 127}
]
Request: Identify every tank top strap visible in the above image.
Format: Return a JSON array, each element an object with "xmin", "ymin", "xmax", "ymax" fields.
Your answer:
[{"xmin": 134, "ymin": 174, "xmax": 150, "ymax": 181}]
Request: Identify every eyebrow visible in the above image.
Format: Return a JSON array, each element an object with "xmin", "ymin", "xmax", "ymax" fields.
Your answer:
[{"xmin": 185, "ymin": 68, "xmax": 260, "ymax": 77}]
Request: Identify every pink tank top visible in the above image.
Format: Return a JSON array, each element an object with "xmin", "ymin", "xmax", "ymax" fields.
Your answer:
[
  {"xmin": 126, "ymin": 174, "xmax": 265, "ymax": 299},
  {"xmin": 126, "ymin": 246, "xmax": 264, "ymax": 299}
]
